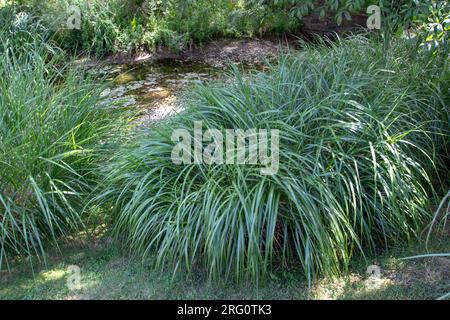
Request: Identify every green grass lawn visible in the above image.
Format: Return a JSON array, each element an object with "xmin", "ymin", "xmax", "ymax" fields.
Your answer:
[{"xmin": 1, "ymin": 229, "xmax": 448, "ymax": 300}]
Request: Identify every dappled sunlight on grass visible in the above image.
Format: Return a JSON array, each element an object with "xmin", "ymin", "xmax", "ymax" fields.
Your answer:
[
  {"xmin": 40, "ymin": 269, "xmax": 66, "ymax": 281},
  {"xmin": 309, "ymin": 272, "xmax": 397, "ymax": 300},
  {"xmin": 1, "ymin": 236, "xmax": 448, "ymax": 300}
]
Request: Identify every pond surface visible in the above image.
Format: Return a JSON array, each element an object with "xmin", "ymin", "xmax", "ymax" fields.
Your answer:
[{"xmin": 94, "ymin": 60, "xmax": 225, "ymax": 124}]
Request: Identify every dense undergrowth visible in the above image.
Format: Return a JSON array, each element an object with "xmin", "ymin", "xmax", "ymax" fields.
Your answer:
[
  {"xmin": 100, "ymin": 36, "xmax": 449, "ymax": 282},
  {"xmin": 10, "ymin": 0, "xmax": 299, "ymax": 57},
  {"xmin": 4, "ymin": 0, "xmax": 449, "ymax": 59},
  {"xmin": 4, "ymin": 0, "xmax": 448, "ymax": 59}
]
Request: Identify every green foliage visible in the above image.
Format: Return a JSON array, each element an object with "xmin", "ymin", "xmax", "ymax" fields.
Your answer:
[
  {"xmin": 251, "ymin": 0, "xmax": 449, "ymax": 57},
  {"xmin": 248, "ymin": 0, "xmax": 373, "ymax": 25},
  {"xmin": 0, "ymin": 9, "xmax": 129, "ymax": 270},
  {"xmin": 12, "ymin": 0, "xmax": 300, "ymax": 57},
  {"xmin": 152, "ymin": 0, "xmax": 296, "ymax": 41},
  {"xmin": 7, "ymin": 0, "xmax": 450, "ymax": 57},
  {"xmin": 100, "ymin": 36, "xmax": 448, "ymax": 283},
  {"xmin": 417, "ymin": 1, "xmax": 450, "ymax": 55}
]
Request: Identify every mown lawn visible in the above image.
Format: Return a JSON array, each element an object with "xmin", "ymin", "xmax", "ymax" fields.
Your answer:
[{"xmin": 1, "ymin": 229, "xmax": 448, "ymax": 300}]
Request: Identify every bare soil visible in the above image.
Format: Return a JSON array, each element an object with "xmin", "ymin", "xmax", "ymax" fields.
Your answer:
[{"xmin": 80, "ymin": 37, "xmax": 298, "ymax": 69}]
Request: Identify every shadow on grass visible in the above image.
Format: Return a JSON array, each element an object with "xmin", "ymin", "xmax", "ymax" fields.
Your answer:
[{"xmin": 1, "ymin": 233, "xmax": 448, "ymax": 300}]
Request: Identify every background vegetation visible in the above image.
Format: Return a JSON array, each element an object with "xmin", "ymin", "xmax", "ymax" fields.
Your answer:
[
  {"xmin": 9, "ymin": 0, "xmax": 298, "ymax": 57},
  {"xmin": 2, "ymin": 1, "xmax": 448, "ymax": 58}
]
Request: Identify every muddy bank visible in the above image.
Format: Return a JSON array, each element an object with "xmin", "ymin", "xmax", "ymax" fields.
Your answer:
[{"xmin": 81, "ymin": 37, "xmax": 298, "ymax": 69}]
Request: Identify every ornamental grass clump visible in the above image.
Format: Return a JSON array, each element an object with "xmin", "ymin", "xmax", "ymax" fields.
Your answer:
[
  {"xmin": 100, "ymin": 36, "xmax": 448, "ymax": 282},
  {"xmin": 0, "ymin": 10, "xmax": 129, "ymax": 270}
]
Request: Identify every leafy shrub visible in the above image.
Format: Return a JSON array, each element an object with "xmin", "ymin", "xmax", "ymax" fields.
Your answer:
[
  {"xmin": 8, "ymin": 0, "xmax": 449, "ymax": 57},
  {"xmin": 416, "ymin": 1, "xmax": 450, "ymax": 55},
  {"xmin": 100, "ymin": 36, "xmax": 448, "ymax": 282},
  {"xmin": 12, "ymin": 0, "xmax": 301, "ymax": 56},
  {"xmin": 247, "ymin": 0, "xmax": 373, "ymax": 24}
]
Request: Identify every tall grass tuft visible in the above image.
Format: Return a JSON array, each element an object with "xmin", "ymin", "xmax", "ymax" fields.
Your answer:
[
  {"xmin": 0, "ymin": 9, "xmax": 129, "ymax": 270},
  {"xmin": 100, "ymin": 35, "xmax": 449, "ymax": 283}
]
